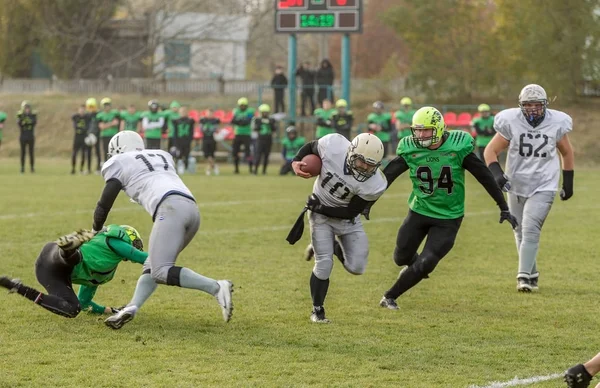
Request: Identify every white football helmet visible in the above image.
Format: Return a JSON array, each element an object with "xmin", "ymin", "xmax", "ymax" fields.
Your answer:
[
  {"xmin": 518, "ymin": 84, "xmax": 547, "ymax": 127},
  {"xmin": 347, "ymin": 133, "xmax": 384, "ymax": 182},
  {"xmin": 107, "ymin": 131, "xmax": 145, "ymax": 157},
  {"xmin": 84, "ymin": 133, "xmax": 97, "ymax": 147}
]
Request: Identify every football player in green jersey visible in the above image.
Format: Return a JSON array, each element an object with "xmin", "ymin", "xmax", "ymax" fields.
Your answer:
[
  {"xmin": 120, "ymin": 104, "xmax": 142, "ymax": 132},
  {"xmin": 395, "ymin": 97, "xmax": 416, "ymax": 141},
  {"xmin": 314, "ymin": 99, "xmax": 336, "ymax": 139},
  {"xmin": 0, "ymin": 226, "xmax": 146, "ymax": 318},
  {"xmin": 231, "ymin": 97, "xmax": 255, "ymax": 174},
  {"xmin": 280, "ymin": 126, "xmax": 305, "ymax": 175},
  {"xmin": 471, "ymin": 103, "xmax": 496, "ymax": 160},
  {"xmin": 331, "ymin": 99, "xmax": 354, "ymax": 140},
  {"xmin": 367, "ymin": 101, "xmax": 393, "ymax": 159},
  {"xmin": 368, "ymin": 107, "xmax": 518, "ymax": 310},
  {"xmin": 96, "ymin": 97, "xmax": 120, "ymax": 162}
]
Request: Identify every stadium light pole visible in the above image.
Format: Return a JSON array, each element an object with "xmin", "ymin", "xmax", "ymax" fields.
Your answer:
[
  {"xmin": 288, "ymin": 33, "xmax": 297, "ymax": 124},
  {"xmin": 341, "ymin": 33, "xmax": 351, "ymax": 106}
]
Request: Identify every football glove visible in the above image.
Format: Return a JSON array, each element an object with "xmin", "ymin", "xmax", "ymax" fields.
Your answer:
[
  {"xmin": 499, "ymin": 210, "xmax": 518, "ymax": 229},
  {"xmin": 488, "ymin": 162, "xmax": 511, "ymax": 192},
  {"xmin": 560, "ymin": 170, "xmax": 574, "ymax": 201}
]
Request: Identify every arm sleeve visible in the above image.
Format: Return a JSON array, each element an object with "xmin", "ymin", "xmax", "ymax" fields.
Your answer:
[
  {"xmin": 93, "ymin": 178, "xmax": 123, "ymax": 231},
  {"xmin": 462, "ymin": 152, "xmax": 508, "ymax": 211},
  {"xmin": 314, "ymin": 195, "xmax": 370, "ymax": 220},
  {"xmin": 77, "ymin": 285, "xmax": 105, "ymax": 314},
  {"xmin": 292, "ymin": 140, "xmax": 320, "ymax": 161},
  {"xmin": 106, "ymin": 238, "xmax": 148, "ymax": 264},
  {"xmin": 382, "ymin": 156, "xmax": 409, "ymax": 188}
]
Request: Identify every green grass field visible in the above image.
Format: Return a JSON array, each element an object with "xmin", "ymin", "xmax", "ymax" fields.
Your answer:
[{"xmin": 0, "ymin": 158, "xmax": 598, "ymax": 388}]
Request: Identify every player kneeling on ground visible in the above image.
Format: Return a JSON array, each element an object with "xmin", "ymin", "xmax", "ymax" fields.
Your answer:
[
  {"xmin": 96, "ymin": 131, "xmax": 233, "ymax": 329},
  {"xmin": 287, "ymin": 133, "xmax": 387, "ymax": 323},
  {"xmin": 367, "ymin": 107, "xmax": 517, "ymax": 310},
  {"xmin": 0, "ymin": 226, "xmax": 145, "ymax": 318}
]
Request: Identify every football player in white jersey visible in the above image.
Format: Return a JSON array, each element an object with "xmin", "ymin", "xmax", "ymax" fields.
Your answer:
[
  {"xmin": 289, "ymin": 133, "xmax": 387, "ymax": 323},
  {"xmin": 92, "ymin": 131, "xmax": 233, "ymax": 329},
  {"xmin": 484, "ymin": 84, "xmax": 575, "ymax": 292}
]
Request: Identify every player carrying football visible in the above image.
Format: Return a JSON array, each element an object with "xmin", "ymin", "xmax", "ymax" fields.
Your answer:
[
  {"xmin": 0, "ymin": 225, "xmax": 145, "ymax": 318},
  {"xmin": 369, "ymin": 107, "xmax": 518, "ymax": 310},
  {"xmin": 94, "ymin": 131, "xmax": 233, "ymax": 329},
  {"xmin": 484, "ymin": 84, "xmax": 574, "ymax": 292},
  {"xmin": 288, "ymin": 133, "xmax": 387, "ymax": 323}
]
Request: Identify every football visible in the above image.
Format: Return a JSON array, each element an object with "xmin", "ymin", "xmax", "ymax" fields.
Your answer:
[{"xmin": 300, "ymin": 154, "xmax": 322, "ymax": 176}]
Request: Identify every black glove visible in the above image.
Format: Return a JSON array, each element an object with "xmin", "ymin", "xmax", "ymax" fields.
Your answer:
[
  {"xmin": 361, "ymin": 203, "xmax": 374, "ymax": 221},
  {"xmin": 306, "ymin": 194, "xmax": 321, "ymax": 211},
  {"xmin": 560, "ymin": 170, "xmax": 574, "ymax": 201},
  {"xmin": 488, "ymin": 162, "xmax": 510, "ymax": 192},
  {"xmin": 499, "ymin": 210, "xmax": 518, "ymax": 229}
]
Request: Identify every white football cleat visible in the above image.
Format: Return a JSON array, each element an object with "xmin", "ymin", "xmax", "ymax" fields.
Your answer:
[
  {"xmin": 215, "ymin": 280, "xmax": 233, "ymax": 322},
  {"xmin": 104, "ymin": 305, "xmax": 138, "ymax": 330}
]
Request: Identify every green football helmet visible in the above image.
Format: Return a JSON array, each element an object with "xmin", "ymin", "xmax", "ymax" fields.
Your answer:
[
  {"xmin": 411, "ymin": 107, "xmax": 445, "ymax": 148},
  {"xmin": 121, "ymin": 225, "xmax": 143, "ymax": 251}
]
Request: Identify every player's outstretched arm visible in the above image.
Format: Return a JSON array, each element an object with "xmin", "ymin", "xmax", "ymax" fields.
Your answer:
[
  {"xmin": 382, "ymin": 156, "xmax": 409, "ymax": 188},
  {"xmin": 93, "ymin": 179, "xmax": 123, "ymax": 232},
  {"xmin": 106, "ymin": 237, "xmax": 148, "ymax": 265},
  {"xmin": 463, "ymin": 153, "xmax": 517, "ymax": 229},
  {"xmin": 77, "ymin": 285, "xmax": 116, "ymax": 314},
  {"xmin": 557, "ymin": 134, "xmax": 574, "ymax": 201}
]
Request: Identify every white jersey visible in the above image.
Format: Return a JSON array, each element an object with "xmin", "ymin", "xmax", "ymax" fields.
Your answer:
[
  {"xmin": 312, "ymin": 134, "xmax": 387, "ymax": 208},
  {"xmin": 101, "ymin": 150, "xmax": 195, "ymax": 218},
  {"xmin": 494, "ymin": 108, "xmax": 572, "ymax": 197}
]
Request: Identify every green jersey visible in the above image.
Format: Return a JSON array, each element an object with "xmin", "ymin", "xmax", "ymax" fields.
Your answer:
[
  {"xmin": 120, "ymin": 111, "xmax": 141, "ymax": 132},
  {"xmin": 282, "ymin": 136, "xmax": 306, "ymax": 160},
  {"xmin": 395, "ymin": 109, "xmax": 416, "ymax": 139},
  {"xmin": 74, "ymin": 225, "xmax": 147, "ymax": 313},
  {"xmin": 96, "ymin": 110, "xmax": 120, "ymax": 138},
  {"xmin": 397, "ymin": 130, "xmax": 474, "ymax": 219},
  {"xmin": 314, "ymin": 108, "xmax": 336, "ymax": 139},
  {"xmin": 164, "ymin": 110, "xmax": 180, "ymax": 138},
  {"xmin": 232, "ymin": 108, "xmax": 255, "ymax": 136},
  {"xmin": 367, "ymin": 112, "xmax": 392, "ymax": 143},
  {"xmin": 471, "ymin": 115, "xmax": 495, "ymax": 147},
  {"xmin": 0, "ymin": 111, "xmax": 6, "ymax": 140},
  {"xmin": 141, "ymin": 111, "xmax": 165, "ymax": 139}
]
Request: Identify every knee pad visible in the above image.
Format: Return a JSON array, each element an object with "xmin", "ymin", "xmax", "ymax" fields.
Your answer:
[
  {"xmin": 61, "ymin": 301, "xmax": 81, "ymax": 318},
  {"xmin": 313, "ymin": 259, "xmax": 333, "ymax": 280},
  {"xmin": 151, "ymin": 265, "xmax": 179, "ymax": 285},
  {"xmin": 344, "ymin": 261, "xmax": 366, "ymax": 275}
]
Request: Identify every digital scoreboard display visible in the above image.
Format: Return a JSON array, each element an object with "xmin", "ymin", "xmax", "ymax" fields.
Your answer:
[{"xmin": 275, "ymin": 0, "xmax": 362, "ymax": 33}]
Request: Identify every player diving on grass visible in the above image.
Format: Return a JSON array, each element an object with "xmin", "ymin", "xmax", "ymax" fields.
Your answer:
[
  {"xmin": 366, "ymin": 107, "xmax": 518, "ymax": 310},
  {"xmin": 286, "ymin": 133, "xmax": 387, "ymax": 323},
  {"xmin": 95, "ymin": 131, "xmax": 233, "ymax": 329},
  {"xmin": 0, "ymin": 226, "xmax": 145, "ymax": 318}
]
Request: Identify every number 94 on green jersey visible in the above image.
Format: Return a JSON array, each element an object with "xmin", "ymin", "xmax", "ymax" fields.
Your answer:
[{"xmin": 397, "ymin": 131, "xmax": 475, "ymax": 219}]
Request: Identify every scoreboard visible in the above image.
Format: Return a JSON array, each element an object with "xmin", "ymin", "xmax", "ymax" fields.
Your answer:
[{"xmin": 275, "ymin": 0, "xmax": 363, "ymax": 34}]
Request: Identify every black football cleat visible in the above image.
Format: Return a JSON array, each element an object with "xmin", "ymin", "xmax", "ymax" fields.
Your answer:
[
  {"xmin": 310, "ymin": 306, "xmax": 330, "ymax": 323},
  {"xmin": 0, "ymin": 276, "xmax": 21, "ymax": 293}
]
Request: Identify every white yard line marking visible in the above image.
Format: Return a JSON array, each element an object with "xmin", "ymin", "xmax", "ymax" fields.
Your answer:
[
  {"xmin": 0, "ymin": 194, "xmax": 410, "ymax": 222},
  {"xmin": 468, "ymin": 372, "xmax": 563, "ymax": 388}
]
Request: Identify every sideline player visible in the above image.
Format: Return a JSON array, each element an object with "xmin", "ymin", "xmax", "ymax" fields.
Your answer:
[
  {"xmin": 369, "ymin": 107, "xmax": 517, "ymax": 310},
  {"xmin": 95, "ymin": 131, "xmax": 233, "ymax": 329},
  {"xmin": 290, "ymin": 133, "xmax": 387, "ymax": 323},
  {"xmin": 0, "ymin": 226, "xmax": 145, "ymax": 318},
  {"xmin": 484, "ymin": 84, "xmax": 574, "ymax": 292}
]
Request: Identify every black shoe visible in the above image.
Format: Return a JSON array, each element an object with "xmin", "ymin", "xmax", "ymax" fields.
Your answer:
[
  {"xmin": 71, "ymin": 170, "xmax": 76, "ymax": 175},
  {"xmin": 564, "ymin": 364, "xmax": 592, "ymax": 388},
  {"xmin": 517, "ymin": 277, "xmax": 532, "ymax": 293},
  {"xmin": 379, "ymin": 296, "xmax": 399, "ymax": 310},
  {"xmin": 530, "ymin": 276, "xmax": 539, "ymax": 291},
  {"xmin": 310, "ymin": 306, "xmax": 330, "ymax": 323},
  {"xmin": 0, "ymin": 276, "xmax": 20, "ymax": 293}
]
